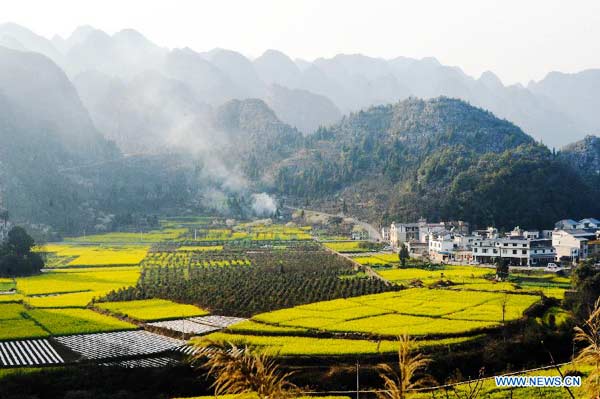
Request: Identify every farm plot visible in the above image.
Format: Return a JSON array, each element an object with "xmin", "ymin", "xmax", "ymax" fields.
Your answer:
[
  {"xmin": 194, "ymin": 332, "xmax": 479, "ymax": 357},
  {"xmin": 0, "ymin": 339, "xmax": 63, "ymax": 367},
  {"xmin": 16, "ymin": 266, "xmax": 140, "ymax": 296},
  {"xmin": 148, "ymin": 319, "xmax": 221, "ymax": 335},
  {"xmin": 252, "ymin": 289, "xmax": 540, "ymax": 338},
  {"xmin": 142, "ymin": 250, "xmax": 251, "ymax": 268},
  {"xmin": 0, "ymin": 303, "xmax": 49, "ymax": 340},
  {"xmin": 323, "ymin": 241, "xmax": 371, "ymax": 253},
  {"xmin": 39, "ymin": 244, "xmax": 149, "ymax": 268},
  {"xmin": 189, "ymin": 315, "xmax": 246, "ymax": 328},
  {"xmin": 0, "ymin": 278, "xmax": 15, "ymax": 292},
  {"xmin": 109, "ymin": 249, "xmax": 396, "ymax": 317},
  {"xmin": 55, "ymin": 330, "xmax": 185, "ymax": 360},
  {"xmin": 352, "ymin": 253, "xmax": 400, "ymax": 266},
  {"xmin": 377, "ymin": 265, "xmax": 490, "ymax": 285},
  {"xmin": 96, "ymin": 299, "xmax": 208, "ymax": 322},
  {"xmin": 148, "ymin": 315, "xmax": 246, "ymax": 334},
  {"xmin": 63, "ymin": 228, "xmax": 187, "ymax": 244},
  {"xmin": 28, "ymin": 308, "xmax": 137, "ymax": 336}
]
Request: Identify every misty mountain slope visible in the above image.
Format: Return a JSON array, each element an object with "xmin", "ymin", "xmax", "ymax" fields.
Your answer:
[
  {"xmin": 269, "ymin": 97, "xmax": 599, "ymax": 228},
  {"xmin": 0, "ymin": 23, "xmax": 63, "ymax": 65},
  {"xmin": 51, "ymin": 25, "xmax": 96, "ymax": 54},
  {"xmin": 0, "ymin": 46, "xmax": 122, "ymax": 231},
  {"xmin": 529, "ymin": 70, "xmax": 600, "ymax": 136},
  {"xmin": 254, "ymin": 49, "xmax": 302, "ymax": 88},
  {"xmin": 65, "ymin": 28, "xmax": 167, "ymax": 78},
  {"xmin": 74, "ymin": 69, "xmax": 215, "ymax": 153},
  {"xmin": 6, "ymin": 22, "xmax": 600, "ymax": 147},
  {"xmin": 0, "ymin": 46, "xmax": 117, "ymax": 159},
  {"xmin": 263, "ymin": 84, "xmax": 342, "ymax": 135},
  {"xmin": 215, "ymin": 98, "xmax": 304, "ymax": 181},
  {"xmin": 202, "ymin": 48, "xmax": 266, "ymax": 98}
]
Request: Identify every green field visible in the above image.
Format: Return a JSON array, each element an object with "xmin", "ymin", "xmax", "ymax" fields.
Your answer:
[
  {"xmin": 0, "ymin": 278, "xmax": 15, "ymax": 291},
  {"xmin": 0, "ymin": 303, "xmax": 136, "ymax": 340},
  {"xmin": 27, "ymin": 308, "xmax": 137, "ymax": 336},
  {"xmin": 96, "ymin": 298, "xmax": 209, "ymax": 321}
]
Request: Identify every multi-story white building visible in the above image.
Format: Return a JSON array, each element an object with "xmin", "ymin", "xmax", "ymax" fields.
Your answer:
[
  {"xmin": 389, "ymin": 222, "xmax": 421, "ymax": 247},
  {"xmin": 429, "ymin": 233, "xmax": 478, "ymax": 263},
  {"xmin": 380, "ymin": 227, "xmax": 390, "ymax": 242},
  {"xmin": 552, "ymin": 229, "xmax": 596, "ymax": 263},
  {"xmin": 389, "ymin": 218, "xmax": 468, "ymax": 249},
  {"xmin": 472, "ymin": 235, "xmax": 555, "ymax": 266}
]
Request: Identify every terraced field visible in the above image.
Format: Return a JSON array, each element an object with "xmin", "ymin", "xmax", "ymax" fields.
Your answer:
[
  {"xmin": 373, "ymin": 264, "xmax": 569, "ymax": 298},
  {"xmin": 17, "ymin": 266, "xmax": 141, "ymax": 308},
  {"xmin": 250, "ymin": 289, "xmax": 540, "ymax": 338}
]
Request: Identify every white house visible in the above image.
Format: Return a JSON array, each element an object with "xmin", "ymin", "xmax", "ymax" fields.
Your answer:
[
  {"xmin": 389, "ymin": 218, "xmax": 468, "ymax": 249},
  {"xmin": 552, "ymin": 229, "xmax": 596, "ymax": 263},
  {"xmin": 578, "ymin": 218, "xmax": 600, "ymax": 230},
  {"xmin": 429, "ymin": 233, "xmax": 478, "ymax": 263},
  {"xmin": 555, "ymin": 219, "xmax": 579, "ymax": 230},
  {"xmin": 381, "ymin": 227, "xmax": 390, "ymax": 242}
]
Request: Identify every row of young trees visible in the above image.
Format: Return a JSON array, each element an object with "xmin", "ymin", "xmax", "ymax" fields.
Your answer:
[{"xmin": 104, "ymin": 249, "xmax": 398, "ymax": 316}]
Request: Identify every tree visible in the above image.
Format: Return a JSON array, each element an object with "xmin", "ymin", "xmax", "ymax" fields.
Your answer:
[
  {"xmin": 566, "ymin": 260, "xmax": 600, "ymax": 320},
  {"xmin": 0, "ymin": 226, "xmax": 43, "ymax": 277},
  {"xmin": 193, "ymin": 341, "xmax": 298, "ymax": 398},
  {"xmin": 375, "ymin": 334, "xmax": 433, "ymax": 399},
  {"xmin": 574, "ymin": 297, "xmax": 600, "ymax": 396},
  {"xmin": 495, "ymin": 258, "xmax": 509, "ymax": 280},
  {"xmin": 398, "ymin": 244, "xmax": 409, "ymax": 268},
  {"xmin": 6, "ymin": 226, "xmax": 35, "ymax": 256}
]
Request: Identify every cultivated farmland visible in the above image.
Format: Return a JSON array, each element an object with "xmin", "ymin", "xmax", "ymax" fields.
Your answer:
[
  {"xmin": 105, "ymin": 244, "xmax": 397, "ymax": 317},
  {"xmin": 250, "ymin": 289, "xmax": 540, "ymax": 338},
  {"xmin": 96, "ymin": 299, "xmax": 209, "ymax": 321},
  {"xmin": 39, "ymin": 244, "xmax": 149, "ymax": 268}
]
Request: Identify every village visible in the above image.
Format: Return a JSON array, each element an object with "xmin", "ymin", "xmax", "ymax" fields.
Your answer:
[{"xmin": 379, "ymin": 217, "xmax": 600, "ymax": 268}]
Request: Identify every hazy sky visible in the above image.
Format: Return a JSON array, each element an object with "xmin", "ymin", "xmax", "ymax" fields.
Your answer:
[{"xmin": 4, "ymin": 0, "xmax": 600, "ymax": 85}]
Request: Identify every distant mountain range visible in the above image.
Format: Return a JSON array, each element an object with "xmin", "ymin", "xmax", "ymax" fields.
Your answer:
[
  {"xmin": 0, "ymin": 22, "xmax": 599, "ymax": 232},
  {"xmin": 1, "ymin": 23, "xmax": 599, "ymax": 148}
]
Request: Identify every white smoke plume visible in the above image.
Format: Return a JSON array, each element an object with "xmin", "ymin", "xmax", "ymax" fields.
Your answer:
[{"xmin": 251, "ymin": 193, "xmax": 277, "ymax": 217}]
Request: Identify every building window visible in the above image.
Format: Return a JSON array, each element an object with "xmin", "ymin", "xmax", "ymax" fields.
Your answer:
[
  {"xmin": 522, "ymin": 250, "xmax": 527, "ymax": 255},
  {"xmin": 513, "ymin": 250, "xmax": 517, "ymax": 255},
  {"xmin": 493, "ymin": 249, "xmax": 498, "ymax": 254},
  {"xmin": 483, "ymin": 249, "xmax": 488, "ymax": 254}
]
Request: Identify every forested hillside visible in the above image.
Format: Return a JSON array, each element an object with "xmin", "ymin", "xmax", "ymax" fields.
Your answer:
[
  {"xmin": 559, "ymin": 135, "xmax": 600, "ymax": 190},
  {"xmin": 271, "ymin": 98, "xmax": 599, "ymax": 228}
]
